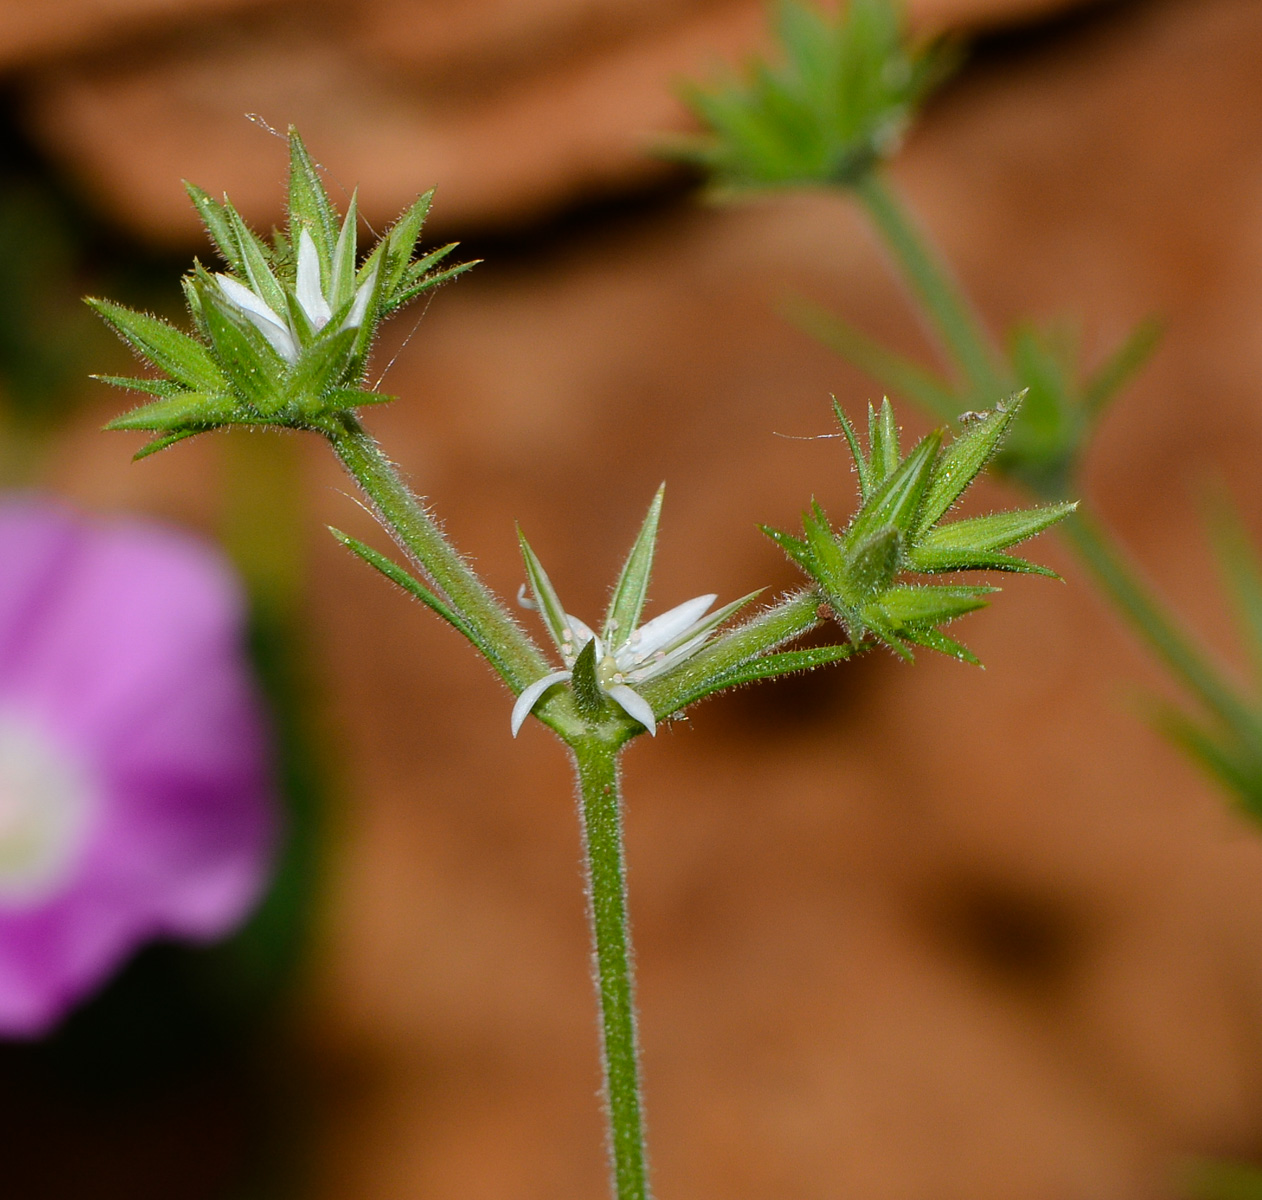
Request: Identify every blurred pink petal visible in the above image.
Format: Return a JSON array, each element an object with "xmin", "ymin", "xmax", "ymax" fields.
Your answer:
[{"xmin": 0, "ymin": 499, "xmax": 277, "ymax": 1037}]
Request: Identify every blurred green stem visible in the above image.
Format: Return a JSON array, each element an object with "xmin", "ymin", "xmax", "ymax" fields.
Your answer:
[
  {"xmin": 853, "ymin": 172, "xmax": 1009, "ymax": 402},
  {"xmin": 573, "ymin": 738, "xmax": 649, "ymax": 1200},
  {"xmin": 1065, "ymin": 510, "xmax": 1261, "ymax": 746}
]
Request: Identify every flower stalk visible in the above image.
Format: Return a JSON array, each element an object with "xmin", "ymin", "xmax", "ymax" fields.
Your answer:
[{"xmin": 574, "ymin": 737, "xmax": 649, "ymax": 1200}]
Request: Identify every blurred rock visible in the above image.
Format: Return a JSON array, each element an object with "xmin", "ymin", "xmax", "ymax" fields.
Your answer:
[{"xmin": 16, "ymin": 0, "xmax": 1102, "ymax": 241}]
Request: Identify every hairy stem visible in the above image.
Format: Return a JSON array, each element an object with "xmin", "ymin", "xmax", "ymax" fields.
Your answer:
[
  {"xmin": 854, "ymin": 172, "xmax": 1009, "ymax": 402},
  {"xmin": 1066, "ymin": 509, "xmax": 1262, "ymax": 747},
  {"xmin": 323, "ymin": 413, "xmax": 549, "ymax": 691},
  {"xmin": 574, "ymin": 739, "xmax": 650, "ymax": 1200}
]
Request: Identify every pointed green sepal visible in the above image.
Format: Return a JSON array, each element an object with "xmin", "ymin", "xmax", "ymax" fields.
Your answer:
[
  {"xmin": 287, "ymin": 128, "xmax": 337, "ymax": 271},
  {"xmin": 868, "ymin": 397, "xmax": 900, "ymax": 483},
  {"xmin": 847, "ymin": 429, "xmax": 940, "ymax": 546},
  {"xmin": 915, "ymin": 396, "xmax": 1023, "ymax": 534},
  {"xmin": 132, "ymin": 429, "xmax": 202, "ymax": 460},
  {"xmin": 879, "ymin": 583, "xmax": 995, "ymax": 626},
  {"xmin": 919, "ymin": 502, "xmax": 1076, "ymax": 555},
  {"xmin": 832, "ymin": 397, "xmax": 871, "ymax": 501},
  {"xmin": 604, "ymin": 484, "xmax": 664, "ymax": 643},
  {"xmin": 570, "ymin": 638, "xmax": 605, "ymax": 718},
  {"xmin": 105, "ymin": 391, "xmax": 242, "ymax": 431},
  {"xmin": 518, "ymin": 529, "xmax": 571, "ymax": 652},
  {"xmin": 87, "ymin": 298, "xmax": 226, "ymax": 393}
]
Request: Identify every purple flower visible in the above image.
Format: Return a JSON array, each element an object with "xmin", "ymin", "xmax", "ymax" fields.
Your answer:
[{"xmin": 0, "ymin": 499, "xmax": 277, "ymax": 1037}]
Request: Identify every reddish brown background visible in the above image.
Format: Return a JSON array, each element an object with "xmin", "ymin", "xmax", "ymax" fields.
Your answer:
[{"xmin": 14, "ymin": 0, "xmax": 1262, "ymax": 1197}]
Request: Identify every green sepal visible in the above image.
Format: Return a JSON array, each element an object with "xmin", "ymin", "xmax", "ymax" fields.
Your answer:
[
  {"xmin": 382, "ymin": 189, "xmax": 434, "ymax": 297},
  {"xmin": 570, "ymin": 638, "xmax": 606, "ymax": 718},
  {"xmin": 915, "ymin": 397, "xmax": 1021, "ymax": 534},
  {"xmin": 87, "ymin": 298, "xmax": 225, "ymax": 393},
  {"xmin": 518, "ymin": 528, "xmax": 571, "ymax": 652},
  {"xmin": 918, "ymin": 502, "xmax": 1076, "ymax": 555},
  {"xmin": 282, "ymin": 324, "xmax": 359, "ymax": 414},
  {"xmin": 309, "ymin": 387, "xmax": 398, "ymax": 417},
  {"xmin": 831, "ymin": 397, "xmax": 871, "ymax": 500},
  {"xmin": 287, "ymin": 128, "xmax": 336, "ymax": 274},
  {"xmin": 184, "ymin": 183, "xmax": 243, "ymax": 275},
  {"xmin": 330, "ymin": 191, "xmax": 359, "ymax": 310},
  {"xmin": 802, "ymin": 502, "xmax": 851, "ymax": 593},
  {"xmin": 905, "ymin": 545, "xmax": 1056, "ymax": 576},
  {"xmin": 846, "ymin": 429, "xmax": 939, "ymax": 546},
  {"xmin": 867, "ymin": 397, "xmax": 900, "ymax": 484},
  {"xmin": 843, "ymin": 524, "xmax": 900, "ymax": 600},
  {"xmin": 604, "ymin": 484, "xmax": 663, "ymax": 643},
  {"xmin": 92, "ymin": 374, "xmax": 187, "ymax": 398},
  {"xmin": 878, "ymin": 583, "xmax": 995, "ymax": 626},
  {"xmin": 105, "ymin": 391, "xmax": 242, "ymax": 431},
  {"xmin": 387, "ymin": 258, "xmax": 477, "ymax": 313},
  {"xmin": 199, "ymin": 284, "xmax": 285, "ymax": 413},
  {"xmin": 226, "ymin": 206, "xmax": 286, "ymax": 315},
  {"xmin": 760, "ymin": 524, "xmax": 814, "ymax": 572}
]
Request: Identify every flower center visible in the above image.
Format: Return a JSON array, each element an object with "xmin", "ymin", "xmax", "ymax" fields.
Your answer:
[
  {"xmin": 0, "ymin": 712, "xmax": 98, "ymax": 907},
  {"xmin": 597, "ymin": 655, "xmax": 625, "ymax": 688}
]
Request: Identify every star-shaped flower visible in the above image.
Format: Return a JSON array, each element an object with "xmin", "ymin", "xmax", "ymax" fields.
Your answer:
[
  {"xmin": 511, "ymin": 488, "xmax": 759, "ymax": 737},
  {"xmin": 216, "ymin": 223, "xmax": 376, "ymax": 365}
]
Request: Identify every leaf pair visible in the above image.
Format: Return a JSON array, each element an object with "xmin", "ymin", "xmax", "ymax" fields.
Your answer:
[{"xmin": 765, "ymin": 396, "xmax": 1074, "ymax": 662}]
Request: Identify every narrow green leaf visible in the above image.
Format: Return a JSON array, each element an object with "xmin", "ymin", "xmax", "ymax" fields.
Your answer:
[
  {"xmin": 802, "ymin": 503, "xmax": 849, "ymax": 591},
  {"xmin": 1082, "ymin": 317, "xmax": 1162, "ymax": 420},
  {"xmin": 132, "ymin": 429, "xmax": 201, "ymax": 460},
  {"xmin": 915, "ymin": 394, "xmax": 1023, "ymax": 533},
  {"xmin": 1151, "ymin": 704, "xmax": 1260, "ymax": 807},
  {"xmin": 329, "ymin": 528, "xmax": 484, "ymax": 647},
  {"xmin": 919, "ymin": 502, "xmax": 1076, "ymax": 554},
  {"xmin": 310, "ymin": 386, "xmax": 398, "ymax": 416},
  {"xmin": 904, "ymin": 625, "xmax": 980, "ymax": 665},
  {"xmin": 832, "ymin": 397, "xmax": 871, "ymax": 500},
  {"xmin": 796, "ymin": 302, "xmax": 960, "ymax": 421},
  {"xmin": 1207, "ymin": 496, "xmax": 1262, "ymax": 690},
  {"xmin": 518, "ymin": 529, "xmax": 571, "ymax": 652},
  {"xmin": 86, "ymin": 299, "xmax": 225, "ymax": 393},
  {"xmin": 760, "ymin": 523, "xmax": 814, "ymax": 572},
  {"xmin": 604, "ymin": 484, "xmax": 664, "ymax": 642}
]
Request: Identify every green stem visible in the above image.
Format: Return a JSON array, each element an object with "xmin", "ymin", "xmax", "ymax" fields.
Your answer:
[
  {"xmin": 853, "ymin": 172, "xmax": 1009, "ymax": 402},
  {"xmin": 573, "ymin": 739, "xmax": 650, "ymax": 1200},
  {"xmin": 1066, "ymin": 509, "xmax": 1262, "ymax": 746},
  {"xmin": 323, "ymin": 413, "xmax": 549, "ymax": 692}
]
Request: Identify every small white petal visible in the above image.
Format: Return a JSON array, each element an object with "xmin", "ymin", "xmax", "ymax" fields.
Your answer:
[
  {"xmin": 605, "ymin": 683, "xmax": 656, "ymax": 736},
  {"xmin": 344, "ymin": 261, "xmax": 379, "ymax": 330},
  {"xmin": 516, "ymin": 584, "xmax": 537, "ymax": 611},
  {"xmin": 510, "ymin": 671, "xmax": 572, "ymax": 737},
  {"xmin": 620, "ymin": 594, "xmax": 716, "ymax": 666},
  {"xmin": 566, "ymin": 613, "xmax": 597, "ymax": 648},
  {"xmin": 217, "ymin": 274, "xmax": 298, "ymax": 362},
  {"xmin": 296, "ymin": 228, "xmax": 333, "ymax": 329}
]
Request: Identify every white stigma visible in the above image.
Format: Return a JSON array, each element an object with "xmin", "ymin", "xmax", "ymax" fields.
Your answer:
[{"xmin": 0, "ymin": 712, "xmax": 98, "ymax": 907}]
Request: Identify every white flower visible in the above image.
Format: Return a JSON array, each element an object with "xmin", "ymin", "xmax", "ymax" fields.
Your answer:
[
  {"xmin": 216, "ymin": 225, "xmax": 376, "ymax": 364},
  {"xmin": 510, "ymin": 518, "xmax": 757, "ymax": 737}
]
